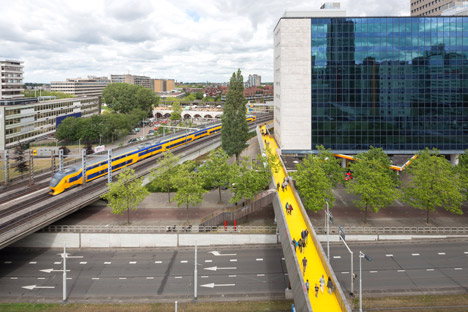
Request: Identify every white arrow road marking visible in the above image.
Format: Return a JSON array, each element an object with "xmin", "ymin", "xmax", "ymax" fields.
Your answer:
[
  {"xmin": 10, "ymin": 277, "xmax": 18, "ymax": 280},
  {"xmin": 200, "ymin": 283, "xmax": 235, "ymax": 288},
  {"xmin": 29, "ymin": 262, "xmax": 37, "ymax": 264},
  {"xmin": 209, "ymin": 251, "xmax": 237, "ymax": 256},
  {"xmin": 40, "ymin": 269, "xmax": 70, "ymax": 273},
  {"xmin": 204, "ymin": 266, "xmax": 237, "ymax": 271},
  {"xmin": 57, "ymin": 253, "xmax": 83, "ymax": 259},
  {"xmin": 22, "ymin": 285, "xmax": 55, "ymax": 290}
]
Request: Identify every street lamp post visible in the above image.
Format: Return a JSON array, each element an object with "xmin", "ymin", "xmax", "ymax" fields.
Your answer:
[
  {"xmin": 324, "ymin": 199, "xmax": 333, "ymax": 261},
  {"xmin": 99, "ymin": 134, "xmax": 102, "ymax": 146},
  {"xmin": 359, "ymin": 251, "xmax": 372, "ymax": 312}
]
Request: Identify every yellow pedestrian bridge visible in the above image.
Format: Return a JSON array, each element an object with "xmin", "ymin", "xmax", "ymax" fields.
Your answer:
[{"xmin": 259, "ymin": 125, "xmax": 351, "ymax": 312}]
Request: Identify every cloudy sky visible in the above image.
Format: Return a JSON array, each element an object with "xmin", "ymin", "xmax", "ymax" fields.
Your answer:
[{"xmin": 0, "ymin": 0, "xmax": 409, "ymax": 83}]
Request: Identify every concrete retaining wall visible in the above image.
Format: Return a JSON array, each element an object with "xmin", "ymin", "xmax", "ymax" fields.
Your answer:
[{"xmin": 12, "ymin": 233, "xmax": 277, "ymax": 248}]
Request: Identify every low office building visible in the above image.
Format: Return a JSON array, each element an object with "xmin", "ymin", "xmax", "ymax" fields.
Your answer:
[
  {"xmin": 0, "ymin": 96, "xmax": 101, "ymax": 151},
  {"xmin": 0, "ymin": 60, "xmax": 24, "ymax": 100},
  {"xmin": 274, "ymin": 6, "xmax": 468, "ymax": 158},
  {"xmin": 111, "ymin": 74, "xmax": 154, "ymax": 91},
  {"xmin": 51, "ymin": 76, "xmax": 109, "ymax": 97}
]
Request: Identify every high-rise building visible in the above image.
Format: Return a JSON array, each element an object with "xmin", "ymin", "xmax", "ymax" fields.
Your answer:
[
  {"xmin": 153, "ymin": 79, "xmax": 175, "ymax": 92},
  {"xmin": 248, "ymin": 74, "xmax": 261, "ymax": 87},
  {"xmin": 110, "ymin": 74, "xmax": 154, "ymax": 91},
  {"xmin": 441, "ymin": 1, "xmax": 468, "ymax": 15},
  {"xmin": 0, "ymin": 60, "xmax": 24, "ymax": 100},
  {"xmin": 274, "ymin": 9, "xmax": 468, "ymax": 156},
  {"xmin": 411, "ymin": 0, "xmax": 465, "ymax": 16},
  {"xmin": 51, "ymin": 76, "xmax": 109, "ymax": 97}
]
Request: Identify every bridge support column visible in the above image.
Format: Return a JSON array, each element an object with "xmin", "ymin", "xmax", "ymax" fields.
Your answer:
[
  {"xmin": 341, "ymin": 158, "xmax": 347, "ymax": 168},
  {"xmin": 59, "ymin": 149, "xmax": 64, "ymax": 171},
  {"xmin": 450, "ymin": 154, "xmax": 459, "ymax": 166}
]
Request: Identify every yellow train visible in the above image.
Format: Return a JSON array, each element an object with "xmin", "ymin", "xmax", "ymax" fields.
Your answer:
[{"xmin": 49, "ymin": 116, "xmax": 257, "ymax": 195}]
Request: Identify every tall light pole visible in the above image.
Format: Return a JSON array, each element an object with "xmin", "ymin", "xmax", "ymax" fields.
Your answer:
[
  {"xmin": 324, "ymin": 199, "xmax": 333, "ymax": 260},
  {"xmin": 359, "ymin": 251, "xmax": 372, "ymax": 312},
  {"xmin": 194, "ymin": 241, "xmax": 198, "ymax": 301},
  {"xmin": 62, "ymin": 242, "xmax": 67, "ymax": 305}
]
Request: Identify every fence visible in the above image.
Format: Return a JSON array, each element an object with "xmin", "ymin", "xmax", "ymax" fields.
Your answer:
[
  {"xmin": 314, "ymin": 226, "xmax": 468, "ymax": 235},
  {"xmin": 41, "ymin": 224, "xmax": 277, "ymax": 234}
]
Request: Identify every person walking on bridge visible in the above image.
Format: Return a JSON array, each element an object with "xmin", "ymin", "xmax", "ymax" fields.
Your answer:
[
  {"xmin": 327, "ymin": 277, "xmax": 334, "ymax": 294},
  {"xmin": 319, "ymin": 275, "xmax": 326, "ymax": 294},
  {"xmin": 302, "ymin": 256, "xmax": 307, "ymax": 275}
]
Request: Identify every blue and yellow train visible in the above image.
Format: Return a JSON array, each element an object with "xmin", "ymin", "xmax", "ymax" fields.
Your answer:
[{"xmin": 49, "ymin": 116, "xmax": 256, "ymax": 195}]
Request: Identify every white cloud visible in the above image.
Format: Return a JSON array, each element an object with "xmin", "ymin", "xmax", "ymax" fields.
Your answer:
[{"xmin": 0, "ymin": 0, "xmax": 409, "ymax": 83}]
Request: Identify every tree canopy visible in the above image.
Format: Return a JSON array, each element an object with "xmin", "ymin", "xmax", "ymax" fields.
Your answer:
[
  {"xmin": 198, "ymin": 149, "xmax": 232, "ymax": 202},
  {"xmin": 316, "ymin": 145, "xmax": 346, "ymax": 188},
  {"xmin": 102, "ymin": 83, "xmax": 159, "ymax": 115},
  {"xmin": 229, "ymin": 155, "xmax": 270, "ymax": 204},
  {"xmin": 292, "ymin": 154, "xmax": 333, "ymax": 212},
  {"xmin": 403, "ymin": 148, "xmax": 464, "ymax": 224},
  {"xmin": 221, "ymin": 69, "xmax": 249, "ymax": 161},
  {"xmin": 345, "ymin": 147, "xmax": 399, "ymax": 223},
  {"xmin": 170, "ymin": 102, "xmax": 182, "ymax": 121},
  {"xmin": 457, "ymin": 149, "xmax": 468, "ymax": 199},
  {"xmin": 101, "ymin": 167, "xmax": 149, "ymax": 225},
  {"xmin": 148, "ymin": 151, "xmax": 181, "ymax": 201}
]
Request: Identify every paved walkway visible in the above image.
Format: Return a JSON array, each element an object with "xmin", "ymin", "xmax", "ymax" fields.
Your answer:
[{"xmin": 261, "ymin": 125, "xmax": 342, "ymax": 312}]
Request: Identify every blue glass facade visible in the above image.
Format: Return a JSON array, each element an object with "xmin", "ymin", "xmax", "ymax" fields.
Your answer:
[{"xmin": 311, "ymin": 17, "xmax": 468, "ymax": 153}]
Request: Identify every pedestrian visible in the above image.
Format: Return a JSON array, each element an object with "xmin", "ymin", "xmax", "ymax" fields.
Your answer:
[
  {"xmin": 327, "ymin": 277, "xmax": 334, "ymax": 294},
  {"xmin": 301, "ymin": 238, "xmax": 305, "ymax": 253},
  {"xmin": 302, "ymin": 257, "xmax": 307, "ymax": 275},
  {"xmin": 319, "ymin": 275, "xmax": 325, "ymax": 294},
  {"xmin": 306, "ymin": 279, "xmax": 310, "ymax": 293},
  {"xmin": 298, "ymin": 238, "xmax": 303, "ymax": 253},
  {"xmin": 301, "ymin": 229, "xmax": 305, "ymax": 242},
  {"xmin": 305, "ymin": 229, "xmax": 309, "ymax": 244},
  {"xmin": 315, "ymin": 283, "xmax": 319, "ymax": 297},
  {"xmin": 285, "ymin": 202, "xmax": 289, "ymax": 214},
  {"xmin": 289, "ymin": 204, "xmax": 293, "ymax": 215},
  {"xmin": 292, "ymin": 238, "xmax": 297, "ymax": 252},
  {"xmin": 277, "ymin": 182, "xmax": 280, "ymax": 191},
  {"xmin": 281, "ymin": 183, "xmax": 284, "ymax": 192}
]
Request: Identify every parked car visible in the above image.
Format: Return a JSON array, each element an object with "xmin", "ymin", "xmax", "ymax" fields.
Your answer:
[
  {"xmin": 127, "ymin": 138, "xmax": 137, "ymax": 144},
  {"xmin": 148, "ymin": 130, "xmax": 155, "ymax": 135}
]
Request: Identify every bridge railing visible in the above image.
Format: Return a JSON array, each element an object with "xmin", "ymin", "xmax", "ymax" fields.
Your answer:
[{"xmin": 314, "ymin": 226, "xmax": 468, "ymax": 235}]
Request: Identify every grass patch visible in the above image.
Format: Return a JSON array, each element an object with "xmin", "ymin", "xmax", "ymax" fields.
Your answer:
[
  {"xmin": 355, "ymin": 294, "xmax": 468, "ymax": 311},
  {"xmin": 0, "ymin": 301, "xmax": 293, "ymax": 312}
]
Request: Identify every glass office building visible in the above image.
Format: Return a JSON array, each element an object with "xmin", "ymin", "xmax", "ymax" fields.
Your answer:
[{"xmin": 310, "ymin": 17, "xmax": 468, "ymax": 153}]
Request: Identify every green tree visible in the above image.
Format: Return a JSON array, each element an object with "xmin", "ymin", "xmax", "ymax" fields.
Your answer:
[
  {"xmin": 195, "ymin": 91, "xmax": 204, "ymax": 100},
  {"xmin": 199, "ymin": 149, "xmax": 231, "ymax": 202},
  {"xmin": 403, "ymin": 148, "xmax": 464, "ymax": 224},
  {"xmin": 221, "ymin": 69, "xmax": 249, "ymax": 161},
  {"xmin": 101, "ymin": 167, "xmax": 149, "ymax": 225},
  {"xmin": 346, "ymin": 148, "xmax": 399, "ymax": 223},
  {"xmin": 149, "ymin": 152, "xmax": 180, "ymax": 201},
  {"xmin": 172, "ymin": 161, "xmax": 208, "ymax": 222},
  {"xmin": 457, "ymin": 149, "xmax": 468, "ymax": 198},
  {"xmin": 292, "ymin": 155, "xmax": 333, "ymax": 212},
  {"xmin": 103, "ymin": 83, "xmax": 159, "ymax": 114},
  {"xmin": 265, "ymin": 146, "xmax": 281, "ymax": 174},
  {"xmin": 170, "ymin": 102, "xmax": 182, "ymax": 121},
  {"xmin": 55, "ymin": 117, "xmax": 80, "ymax": 142},
  {"xmin": 316, "ymin": 145, "xmax": 346, "ymax": 188},
  {"xmin": 229, "ymin": 155, "xmax": 270, "ymax": 204},
  {"xmin": 14, "ymin": 144, "xmax": 29, "ymax": 174}
]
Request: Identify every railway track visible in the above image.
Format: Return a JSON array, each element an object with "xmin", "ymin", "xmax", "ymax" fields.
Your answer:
[{"xmin": 0, "ymin": 115, "xmax": 272, "ymax": 236}]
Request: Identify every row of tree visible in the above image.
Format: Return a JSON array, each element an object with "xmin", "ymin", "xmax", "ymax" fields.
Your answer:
[
  {"xmin": 293, "ymin": 146, "xmax": 467, "ymax": 224},
  {"xmin": 55, "ymin": 109, "xmax": 147, "ymax": 144}
]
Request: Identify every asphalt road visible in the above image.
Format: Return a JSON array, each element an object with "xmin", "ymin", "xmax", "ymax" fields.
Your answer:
[
  {"xmin": 0, "ymin": 246, "xmax": 287, "ymax": 302},
  {"xmin": 328, "ymin": 241, "xmax": 468, "ymax": 295}
]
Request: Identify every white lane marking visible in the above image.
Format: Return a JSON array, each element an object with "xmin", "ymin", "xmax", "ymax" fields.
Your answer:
[
  {"xmin": 230, "ymin": 259, "xmax": 237, "ymax": 262},
  {"xmin": 229, "ymin": 275, "xmax": 237, "ymax": 277},
  {"xmin": 386, "ymin": 254, "xmax": 393, "ymax": 257},
  {"xmin": 398, "ymin": 270, "xmax": 406, "ymax": 272},
  {"xmin": 201, "ymin": 276, "xmax": 209, "ymax": 278},
  {"xmin": 370, "ymin": 271, "xmax": 378, "ymax": 273},
  {"xmin": 180, "ymin": 260, "xmax": 188, "ymax": 264},
  {"xmin": 54, "ymin": 262, "xmax": 62, "ymax": 265},
  {"xmin": 146, "ymin": 277, "xmax": 154, "ymax": 279},
  {"xmin": 37, "ymin": 277, "xmax": 45, "ymax": 280},
  {"xmin": 454, "ymin": 268, "xmax": 463, "ymax": 271},
  {"xmin": 22, "ymin": 285, "xmax": 55, "ymax": 290},
  {"xmin": 426, "ymin": 269, "xmax": 434, "ymax": 271},
  {"xmin": 4, "ymin": 261, "xmax": 12, "ymax": 264},
  {"xmin": 155, "ymin": 261, "xmax": 162, "ymax": 264},
  {"xmin": 174, "ymin": 276, "xmax": 182, "ymax": 279},
  {"xmin": 464, "ymin": 252, "xmax": 468, "ymax": 255},
  {"xmin": 281, "ymin": 257, "xmax": 285, "ymax": 261},
  {"xmin": 411, "ymin": 253, "xmax": 420, "ymax": 256},
  {"xmin": 10, "ymin": 277, "xmax": 18, "ymax": 280},
  {"xmin": 119, "ymin": 277, "xmax": 127, "ymax": 280},
  {"xmin": 80, "ymin": 262, "xmax": 87, "ymax": 264},
  {"xmin": 29, "ymin": 262, "xmax": 37, "ymax": 264},
  {"xmin": 341, "ymin": 272, "xmax": 349, "ymax": 274},
  {"xmin": 256, "ymin": 258, "xmax": 263, "ymax": 261},
  {"xmin": 333, "ymin": 256, "xmax": 341, "ymax": 259},
  {"xmin": 104, "ymin": 262, "xmax": 111, "ymax": 265},
  {"xmin": 205, "ymin": 260, "xmax": 212, "ymax": 263},
  {"xmin": 285, "ymin": 273, "xmax": 288, "ymax": 275},
  {"xmin": 129, "ymin": 261, "xmax": 137, "ymax": 264},
  {"xmin": 257, "ymin": 274, "xmax": 265, "ymax": 277},
  {"xmin": 66, "ymin": 278, "xmax": 72, "ymax": 280},
  {"xmin": 92, "ymin": 278, "xmax": 100, "ymax": 280},
  {"xmin": 438, "ymin": 252, "xmax": 446, "ymax": 255}
]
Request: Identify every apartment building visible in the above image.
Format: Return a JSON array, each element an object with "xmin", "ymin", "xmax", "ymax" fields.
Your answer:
[
  {"xmin": 0, "ymin": 60, "xmax": 24, "ymax": 100},
  {"xmin": 51, "ymin": 76, "xmax": 109, "ymax": 97},
  {"xmin": 248, "ymin": 74, "xmax": 261, "ymax": 87},
  {"xmin": 411, "ymin": 0, "xmax": 464, "ymax": 16},
  {"xmin": 0, "ymin": 96, "xmax": 101, "ymax": 150},
  {"xmin": 111, "ymin": 74, "xmax": 154, "ymax": 91},
  {"xmin": 153, "ymin": 79, "xmax": 175, "ymax": 92}
]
